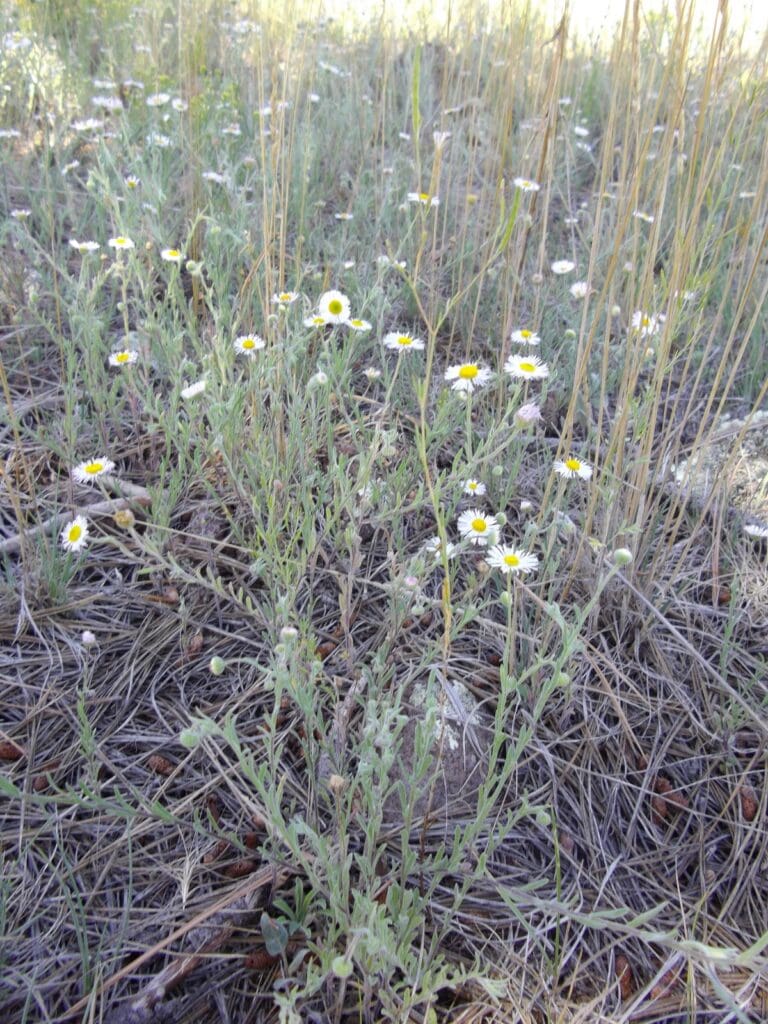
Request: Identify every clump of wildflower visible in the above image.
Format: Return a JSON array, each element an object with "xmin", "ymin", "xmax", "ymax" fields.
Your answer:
[
  {"xmin": 72, "ymin": 458, "xmax": 115, "ymax": 483},
  {"xmin": 487, "ymin": 545, "xmax": 538, "ymax": 575},
  {"xmin": 457, "ymin": 509, "xmax": 500, "ymax": 546},
  {"xmin": 554, "ymin": 456, "xmax": 592, "ymax": 480},
  {"xmin": 60, "ymin": 515, "xmax": 89, "ymax": 553},
  {"xmin": 510, "ymin": 328, "xmax": 540, "ymax": 346},
  {"xmin": 444, "ymin": 362, "xmax": 493, "ymax": 393},
  {"xmin": 234, "ymin": 334, "xmax": 265, "ymax": 357},
  {"xmin": 504, "ymin": 354, "xmax": 549, "ymax": 380},
  {"xmin": 109, "ymin": 349, "xmax": 138, "ymax": 367},
  {"xmin": 383, "ymin": 331, "xmax": 424, "ymax": 351}
]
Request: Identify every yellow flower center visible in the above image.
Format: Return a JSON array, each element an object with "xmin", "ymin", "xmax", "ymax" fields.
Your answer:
[
  {"xmin": 167, "ymin": 249, "xmax": 179, "ymax": 258},
  {"xmin": 520, "ymin": 330, "xmax": 532, "ymax": 339},
  {"xmin": 242, "ymin": 338, "xmax": 255, "ymax": 349},
  {"xmin": 115, "ymin": 238, "xmax": 126, "ymax": 246},
  {"xmin": 467, "ymin": 482, "xmax": 478, "ymax": 490},
  {"xmin": 85, "ymin": 461, "xmax": 104, "ymax": 475},
  {"xmin": 69, "ymin": 524, "xmax": 82, "ymax": 542},
  {"xmin": 503, "ymin": 553, "xmax": 520, "ymax": 567},
  {"xmin": 565, "ymin": 458, "xmax": 581, "ymax": 471},
  {"xmin": 641, "ymin": 316, "xmax": 650, "ymax": 327},
  {"xmin": 397, "ymin": 336, "xmax": 412, "ymax": 346},
  {"xmin": 519, "ymin": 361, "xmax": 536, "ymax": 373},
  {"xmin": 458, "ymin": 364, "xmax": 479, "ymax": 379},
  {"xmin": 116, "ymin": 352, "xmax": 130, "ymax": 363},
  {"xmin": 471, "ymin": 518, "xmax": 487, "ymax": 532},
  {"xmin": 419, "ymin": 193, "xmax": 430, "ymax": 201},
  {"xmin": 328, "ymin": 299, "xmax": 343, "ymax": 315}
]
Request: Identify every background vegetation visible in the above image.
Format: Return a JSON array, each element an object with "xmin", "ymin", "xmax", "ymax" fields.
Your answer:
[{"xmin": 1, "ymin": 0, "xmax": 767, "ymax": 1020}]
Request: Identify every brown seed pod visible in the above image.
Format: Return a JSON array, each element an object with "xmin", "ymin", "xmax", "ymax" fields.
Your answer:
[
  {"xmin": 651, "ymin": 794, "xmax": 668, "ymax": 823},
  {"xmin": 186, "ymin": 631, "xmax": 204, "ymax": 657},
  {"xmin": 244, "ymin": 948, "xmax": 281, "ymax": 971},
  {"xmin": 0, "ymin": 740, "xmax": 25, "ymax": 761},
  {"xmin": 147, "ymin": 754, "xmax": 175, "ymax": 777},
  {"xmin": 316, "ymin": 640, "xmax": 336, "ymax": 660},
  {"xmin": 650, "ymin": 963, "xmax": 682, "ymax": 1000},
  {"xmin": 224, "ymin": 858, "xmax": 258, "ymax": 878},
  {"xmin": 739, "ymin": 785, "xmax": 758, "ymax": 822},
  {"xmin": 202, "ymin": 838, "xmax": 231, "ymax": 865},
  {"xmin": 615, "ymin": 955, "xmax": 634, "ymax": 999}
]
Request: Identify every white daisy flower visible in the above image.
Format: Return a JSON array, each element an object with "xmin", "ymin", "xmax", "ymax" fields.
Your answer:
[
  {"xmin": 347, "ymin": 318, "xmax": 372, "ymax": 332},
  {"xmin": 444, "ymin": 362, "xmax": 493, "ymax": 393},
  {"xmin": 109, "ymin": 350, "xmax": 138, "ymax": 367},
  {"xmin": 513, "ymin": 177, "xmax": 540, "ymax": 192},
  {"xmin": 423, "ymin": 535, "xmax": 459, "ymax": 561},
  {"xmin": 272, "ymin": 291, "xmax": 299, "ymax": 305},
  {"xmin": 317, "ymin": 290, "xmax": 351, "ymax": 324},
  {"xmin": 744, "ymin": 523, "xmax": 768, "ymax": 539},
  {"xmin": 234, "ymin": 334, "xmax": 265, "ymax": 357},
  {"xmin": 161, "ymin": 248, "xmax": 184, "ymax": 263},
  {"xmin": 60, "ymin": 515, "xmax": 89, "ymax": 553},
  {"xmin": 464, "ymin": 479, "xmax": 486, "ymax": 496},
  {"xmin": 510, "ymin": 328, "xmax": 540, "ymax": 346},
  {"xmin": 304, "ymin": 315, "xmax": 327, "ymax": 328},
  {"xmin": 551, "ymin": 260, "xmax": 576, "ymax": 275},
  {"xmin": 487, "ymin": 545, "xmax": 538, "ymax": 575},
  {"xmin": 554, "ymin": 456, "xmax": 592, "ymax": 480},
  {"xmin": 457, "ymin": 509, "xmax": 500, "ymax": 546},
  {"xmin": 382, "ymin": 332, "xmax": 425, "ymax": 351},
  {"xmin": 407, "ymin": 191, "xmax": 439, "ymax": 207},
  {"xmin": 504, "ymin": 354, "xmax": 550, "ymax": 380},
  {"xmin": 570, "ymin": 281, "xmax": 589, "ymax": 299},
  {"xmin": 108, "ymin": 236, "xmax": 135, "ymax": 250},
  {"xmin": 631, "ymin": 310, "xmax": 664, "ymax": 337},
  {"xmin": 72, "ymin": 458, "xmax": 115, "ymax": 483},
  {"xmin": 124, "ymin": 174, "xmax": 141, "ymax": 189},
  {"xmin": 69, "ymin": 239, "xmax": 100, "ymax": 253}
]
